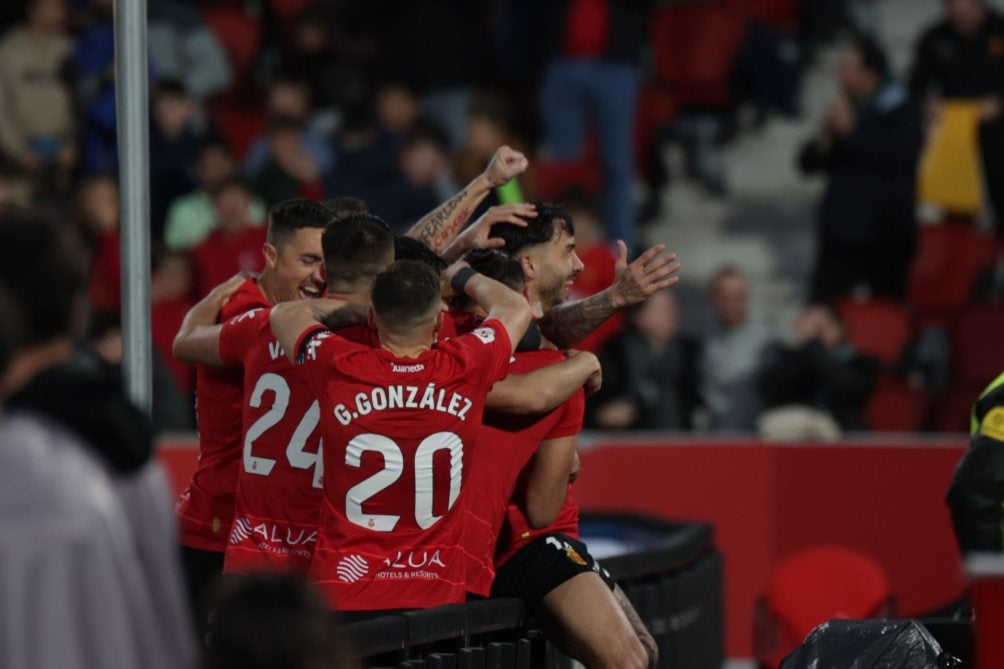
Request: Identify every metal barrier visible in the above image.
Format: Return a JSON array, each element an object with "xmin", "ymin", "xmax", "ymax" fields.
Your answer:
[{"xmin": 344, "ymin": 515, "xmax": 724, "ymax": 668}]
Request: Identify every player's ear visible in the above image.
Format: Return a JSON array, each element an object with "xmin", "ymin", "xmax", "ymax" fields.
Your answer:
[
  {"xmin": 263, "ymin": 243, "xmax": 279, "ymax": 270},
  {"xmin": 519, "ymin": 253, "xmax": 536, "ymax": 281},
  {"xmin": 434, "ymin": 310, "xmax": 443, "ymax": 337}
]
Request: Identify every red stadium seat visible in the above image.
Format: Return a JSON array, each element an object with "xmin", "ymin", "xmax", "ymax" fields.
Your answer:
[
  {"xmin": 838, "ymin": 299, "xmax": 912, "ymax": 366},
  {"xmin": 650, "ymin": 4, "xmax": 745, "ymax": 108},
  {"xmin": 864, "ymin": 377, "xmax": 925, "ymax": 432},
  {"xmin": 202, "ymin": 7, "xmax": 262, "ymax": 77},
  {"xmin": 950, "ymin": 304, "xmax": 1004, "ymax": 388},
  {"xmin": 909, "ymin": 224, "xmax": 999, "ymax": 326},
  {"xmin": 756, "ymin": 545, "xmax": 893, "ymax": 669},
  {"xmin": 937, "ymin": 385, "xmax": 978, "ymax": 433},
  {"xmin": 211, "ymin": 105, "xmax": 264, "ymax": 162}
]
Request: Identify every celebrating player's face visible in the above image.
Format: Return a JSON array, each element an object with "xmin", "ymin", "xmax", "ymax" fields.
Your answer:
[
  {"xmin": 268, "ymin": 227, "xmax": 326, "ymax": 303},
  {"xmin": 534, "ymin": 229, "xmax": 584, "ymax": 310}
]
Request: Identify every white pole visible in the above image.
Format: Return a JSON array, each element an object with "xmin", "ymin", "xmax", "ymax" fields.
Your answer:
[{"xmin": 114, "ymin": 0, "xmax": 151, "ymax": 414}]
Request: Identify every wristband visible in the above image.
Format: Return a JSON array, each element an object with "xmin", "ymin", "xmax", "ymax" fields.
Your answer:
[
  {"xmin": 516, "ymin": 322, "xmax": 542, "ymax": 352},
  {"xmin": 450, "ymin": 267, "xmax": 479, "ymax": 294}
]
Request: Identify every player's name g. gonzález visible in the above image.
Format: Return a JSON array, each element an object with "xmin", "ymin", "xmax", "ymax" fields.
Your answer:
[{"xmin": 334, "ymin": 383, "xmax": 474, "ymax": 426}]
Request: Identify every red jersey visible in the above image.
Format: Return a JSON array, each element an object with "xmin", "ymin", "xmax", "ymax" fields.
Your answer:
[
  {"xmin": 191, "ymin": 226, "xmax": 267, "ymax": 299},
  {"xmin": 176, "ymin": 278, "xmax": 269, "ymax": 551},
  {"xmin": 464, "ymin": 350, "xmax": 585, "ymax": 596},
  {"xmin": 495, "ymin": 485, "xmax": 582, "ymax": 568},
  {"xmin": 217, "ymin": 307, "xmax": 325, "ymax": 574},
  {"xmin": 297, "ymin": 320, "xmax": 512, "ymax": 610}
]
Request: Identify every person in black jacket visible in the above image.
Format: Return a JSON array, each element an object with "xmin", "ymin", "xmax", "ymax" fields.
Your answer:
[
  {"xmin": 587, "ymin": 288, "xmax": 699, "ymax": 431},
  {"xmin": 799, "ymin": 37, "xmax": 923, "ymax": 302},
  {"xmin": 910, "ymin": 0, "xmax": 1004, "ymax": 237},
  {"xmin": 758, "ymin": 305, "xmax": 880, "ymax": 432}
]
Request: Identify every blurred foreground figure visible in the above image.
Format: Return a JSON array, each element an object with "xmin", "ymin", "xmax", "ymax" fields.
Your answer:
[
  {"xmin": 202, "ymin": 574, "xmax": 356, "ymax": 669},
  {"xmin": 947, "ymin": 370, "xmax": 1004, "ymax": 553},
  {"xmin": 0, "ymin": 210, "xmax": 193, "ymax": 669}
]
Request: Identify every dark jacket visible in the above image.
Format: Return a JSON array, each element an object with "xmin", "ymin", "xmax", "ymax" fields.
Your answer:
[
  {"xmin": 757, "ymin": 339, "xmax": 880, "ymax": 431},
  {"xmin": 799, "ymin": 83, "xmax": 923, "ymax": 250},
  {"xmin": 909, "ymin": 10, "xmax": 1004, "ymax": 100},
  {"xmin": 587, "ymin": 329, "xmax": 700, "ymax": 430}
]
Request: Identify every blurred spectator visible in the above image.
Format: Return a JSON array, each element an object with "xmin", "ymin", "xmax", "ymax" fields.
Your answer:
[
  {"xmin": 0, "ymin": 0, "xmax": 76, "ymax": 192},
  {"xmin": 150, "ymin": 79, "xmax": 200, "ymax": 239},
  {"xmin": 164, "ymin": 139, "xmax": 266, "ymax": 252},
  {"xmin": 535, "ymin": 0, "xmax": 652, "ymax": 248},
  {"xmin": 249, "ymin": 116, "xmax": 325, "ymax": 208},
  {"xmin": 910, "ymin": 0, "xmax": 1004, "ymax": 235},
  {"xmin": 325, "ymin": 94, "xmax": 403, "ymax": 214},
  {"xmin": 148, "ymin": 0, "xmax": 231, "ymax": 104},
  {"xmin": 79, "ymin": 174, "xmax": 122, "ymax": 312},
  {"xmin": 373, "ymin": 120, "xmax": 455, "ymax": 230},
  {"xmin": 700, "ymin": 265, "xmax": 774, "ymax": 432},
  {"xmin": 87, "ymin": 309, "xmax": 193, "ymax": 433},
  {"xmin": 201, "ymin": 574, "xmax": 357, "ymax": 669},
  {"xmin": 564, "ymin": 190, "xmax": 621, "ymax": 352},
  {"xmin": 376, "ymin": 81, "xmax": 423, "ymax": 138},
  {"xmin": 758, "ymin": 304, "xmax": 880, "ymax": 434},
  {"xmin": 0, "ymin": 210, "xmax": 193, "ymax": 669},
  {"xmin": 453, "ymin": 93, "xmax": 518, "ymax": 187},
  {"xmin": 799, "ymin": 37, "xmax": 922, "ymax": 302},
  {"xmin": 587, "ymin": 289, "xmax": 700, "ymax": 430},
  {"xmin": 191, "ymin": 178, "xmax": 267, "ymax": 297},
  {"xmin": 242, "ymin": 77, "xmax": 334, "ymax": 179},
  {"xmin": 383, "ymin": 0, "xmax": 493, "ymax": 148},
  {"xmin": 151, "ymin": 247, "xmax": 195, "ymax": 398}
]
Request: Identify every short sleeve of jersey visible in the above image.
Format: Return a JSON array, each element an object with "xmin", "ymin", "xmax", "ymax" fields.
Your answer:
[
  {"xmin": 545, "ymin": 388, "xmax": 586, "ymax": 441},
  {"xmin": 218, "ymin": 308, "xmax": 267, "ymax": 366},
  {"xmin": 294, "ymin": 327, "xmax": 364, "ymax": 395},
  {"xmin": 442, "ymin": 318, "xmax": 512, "ymax": 388}
]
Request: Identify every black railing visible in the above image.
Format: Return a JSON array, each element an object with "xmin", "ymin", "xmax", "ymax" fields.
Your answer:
[{"xmin": 344, "ymin": 515, "xmax": 724, "ymax": 668}]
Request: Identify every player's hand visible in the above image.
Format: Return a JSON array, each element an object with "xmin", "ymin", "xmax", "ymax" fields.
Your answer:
[
  {"xmin": 483, "ymin": 145, "xmax": 529, "ymax": 188},
  {"xmin": 606, "ymin": 241, "xmax": 681, "ymax": 309},
  {"xmin": 455, "ymin": 203, "xmax": 535, "ymax": 254},
  {"xmin": 567, "ymin": 349, "xmax": 602, "ymax": 396},
  {"xmin": 440, "ymin": 260, "xmax": 472, "ymax": 300},
  {"xmin": 207, "ymin": 273, "xmax": 248, "ymax": 306}
]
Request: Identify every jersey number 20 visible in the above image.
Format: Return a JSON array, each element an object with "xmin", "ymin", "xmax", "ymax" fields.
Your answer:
[{"xmin": 345, "ymin": 432, "xmax": 463, "ymax": 532}]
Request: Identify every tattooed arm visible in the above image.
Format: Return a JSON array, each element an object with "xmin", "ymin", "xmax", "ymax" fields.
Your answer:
[
  {"xmin": 405, "ymin": 145, "xmax": 528, "ymax": 253},
  {"xmin": 539, "ymin": 242, "xmax": 682, "ymax": 349}
]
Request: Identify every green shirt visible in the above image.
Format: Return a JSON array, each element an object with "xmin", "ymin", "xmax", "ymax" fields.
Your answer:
[{"xmin": 163, "ymin": 190, "xmax": 267, "ymax": 251}]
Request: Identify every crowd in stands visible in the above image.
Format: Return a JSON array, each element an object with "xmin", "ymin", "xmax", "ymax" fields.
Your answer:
[{"xmin": 0, "ymin": 0, "xmax": 1001, "ymax": 437}]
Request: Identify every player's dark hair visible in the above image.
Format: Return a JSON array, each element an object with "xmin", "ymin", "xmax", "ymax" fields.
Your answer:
[
  {"xmin": 371, "ymin": 260, "xmax": 442, "ymax": 332},
  {"xmin": 267, "ymin": 198, "xmax": 335, "ymax": 247},
  {"xmin": 853, "ymin": 35, "xmax": 889, "ymax": 81},
  {"xmin": 452, "ymin": 249, "xmax": 524, "ymax": 312},
  {"xmin": 394, "ymin": 236, "xmax": 447, "ymax": 274},
  {"xmin": 322, "ymin": 213, "xmax": 395, "ymax": 293},
  {"xmin": 202, "ymin": 573, "xmax": 357, "ymax": 669},
  {"xmin": 0, "ymin": 208, "xmax": 86, "ymax": 345},
  {"xmin": 489, "ymin": 202, "xmax": 575, "ymax": 258},
  {"xmin": 322, "ymin": 196, "xmax": 369, "ymax": 220}
]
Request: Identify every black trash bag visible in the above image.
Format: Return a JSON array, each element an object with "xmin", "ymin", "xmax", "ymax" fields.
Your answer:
[{"xmin": 780, "ymin": 619, "xmax": 960, "ymax": 669}]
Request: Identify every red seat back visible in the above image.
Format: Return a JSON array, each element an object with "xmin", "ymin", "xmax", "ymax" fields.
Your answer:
[
  {"xmin": 864, "ymin": 377, "xmax": 925, "ymax": 432},
  {"xmin": 951, "ymin": 304, "xmax": 1004, "ymax": 388},
  {"xmin": 202, "ymin": 8, "xmax": 262, "ymax": 77},
  {"xmin": 758, "ymin": 545, "xmax": 893, "ymax": 669},
  {"xmin": 838, "ymin": 299, "xmax": 912, "ymax": 366},
  {"xmin": 526, "ymin": 160, "xmax": 603, "ymax": 201},
  {"xmin": 909, "ymin": 225, "xmax": 999, "ymax": 326},
  {"xmin": 650, "ymin": 4, "xmax": 745, "ymax": 108}
]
